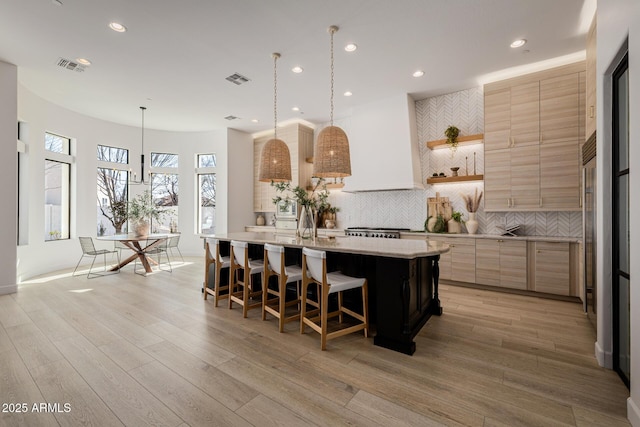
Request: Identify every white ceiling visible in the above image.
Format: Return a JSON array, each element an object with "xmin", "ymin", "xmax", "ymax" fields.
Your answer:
[{"xmin": 0, "ymin": 0, "xmax": 593, "ymax": 133}]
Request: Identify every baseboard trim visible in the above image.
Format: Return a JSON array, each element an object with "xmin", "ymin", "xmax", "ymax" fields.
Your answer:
[
  {"xmin": 595, "ymin": 340, "xmax": 614, "ymax": 369},
  {"xmin": 627, "ymin": 397, "xmax": 639, "ymax": 426},
  {"xmin": 0, "ymin": 283, "xmax": 17, "ymax": 295}
]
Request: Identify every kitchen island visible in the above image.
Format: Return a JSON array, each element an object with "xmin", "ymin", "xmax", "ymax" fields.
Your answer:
[{"xmin": 209, "ymin": 232, "xmax": 449, "ymax": 355}]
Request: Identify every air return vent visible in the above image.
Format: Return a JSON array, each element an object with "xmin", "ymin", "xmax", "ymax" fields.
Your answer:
[
  {"xmin": 56, "ymin": 57, "xmax": 86, "ymax": 73},
  {"xmin": 225, "ymin": 73, "xmax": 250, "ymax": 85},
  {"xmin": 224, "ymin": 115, "xmax": 240, "ymax": 121}
]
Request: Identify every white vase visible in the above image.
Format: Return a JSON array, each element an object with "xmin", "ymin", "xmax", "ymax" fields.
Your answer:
[
  {"xmin": 298, "ymin": 206, "xmax": 316, "ymax": 239},
  {"xmin": 447, "ymin": 219, "xmax": 461, "ymax": 234},
  {"xmin": 466, "ymin": 212, "xmax": 479, "ymax": 235},
  {"xmin": 133, "ymin": 219, "xmax": 150, "ymax": 236}
]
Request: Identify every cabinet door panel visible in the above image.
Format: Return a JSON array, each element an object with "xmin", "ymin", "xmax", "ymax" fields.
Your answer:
[
  {"xmin": 484, "ymin": 149, "xmax": 511, "ymax": 210},
  {"xmin": 485, "ymin": 89, "xmax": 511, "ymax": 151},
  {"xmin": 534, "ymin": 242, "xmax": 570, "ymax": 295},
  {"xmin": 475, "ymin": 239, "xmax": 500, "ymax": 286},
  {"xmin": 540, "ymin": 140, "xmax": 580, "ymax": 209},
  {"xmin": 500, "ymin": 240, "xmax": 527, "ymax": 289},
  {"xmin": 429, "ymin": 237, "xmax": 451, "ymax": 280},
  {"xmin": 540, "ymin": 73, "xmax": 580, "ymax": 132},
  {"xmin": 510, "ymin": 145, "xmax": 540, "ymax": 209},
  {"xmin": 510, "ymin": 81, "xmax": 540, "ymax": 147},
  {"xmin": 450, "ymin": 240, "xmax": 476, "ymax": 283}
]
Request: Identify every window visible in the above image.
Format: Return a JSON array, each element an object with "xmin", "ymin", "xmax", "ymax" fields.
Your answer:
[
  {"xmin": 197, "ymin": 154, "xmax": 216, "ymax": 234},
  {"xmin": 151, "ymin": 152, "xmax": 178, "ymax": 168},
  {"xmin": 97, "ymin": 144, "xmax": 129, "ymax": 235},
  {"xmin": 44, "ymin": 133, "xmax": 71, "ymax": 241},
  {"xmin": 151, "ymin": 173, "xmax": 178, "ymax": 233}
]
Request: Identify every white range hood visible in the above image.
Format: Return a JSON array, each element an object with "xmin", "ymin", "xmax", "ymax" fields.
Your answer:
[{"xmin": 342, "ymin": 94, "xmax": 423, "ymax": 192}]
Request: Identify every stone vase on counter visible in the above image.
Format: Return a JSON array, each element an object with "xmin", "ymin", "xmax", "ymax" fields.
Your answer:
[
  {"xmin": 466, "ymin": 212, "xmax": 479, "ymax": 234},
  {"xmin": 447, "ymin": 219, "xmax": 461, "ymax": 234}
]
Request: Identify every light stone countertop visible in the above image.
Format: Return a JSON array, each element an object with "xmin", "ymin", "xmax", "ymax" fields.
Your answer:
[
  {"xmin": 401, "ymin": 231, "xmax": 581, "ymax": 244},
  {"xmin": 211, "ymin": 232, "xmax": 450, "ymax": 259}
]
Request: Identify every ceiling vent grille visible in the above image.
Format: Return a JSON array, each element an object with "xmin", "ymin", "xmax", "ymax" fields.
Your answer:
[
  {"xmin": 224, "ymin": 115, "xmax": 240, "ymax": 121},
  {"xmin": 56, "ymin": 57, "xmax": 86, "ymax": 73},
  {"xmin": 225, "ymin": 73, "xmax": 250, "ymax": 85}
]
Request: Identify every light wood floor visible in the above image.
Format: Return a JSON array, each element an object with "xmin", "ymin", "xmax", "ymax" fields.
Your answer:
[{"xmin": 0, "ymin": 257, "xmax": 629, "ymax": 426}]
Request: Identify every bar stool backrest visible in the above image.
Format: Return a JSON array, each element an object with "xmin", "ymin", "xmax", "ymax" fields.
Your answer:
[
  {"xmin": 302, "ymin": 247, "xmax": 326, "ymax": 283},
  {"xmin": 264, "ymin": 243, "xmax": 285, "ymax": 273},
  {"xmin": 206, "ymin": 238, "xmax": 221, "ymax": 262},
  {"xmin": 231, "ymin": 240, "xmax": 249, "ymax": 266}
]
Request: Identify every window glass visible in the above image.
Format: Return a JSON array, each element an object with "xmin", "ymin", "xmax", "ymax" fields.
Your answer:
[
  {"xmin": 198, "ymin": 154, "xmax": 217, "ymax": 168},
  {"xmin": 44, "ymin": 159, "xmax": 70, "ymax": 240},
  {"xmin": 97, "ymin": 168, "xmax": 128, "ymax": 235},
  {"xmin": 199, "ymin": 173, "xmax": 216, "ymax": 234},
  {"xmin": 151, "ymin": 173, "xmax": 178, "ymax": 233},
  {"xmin": 151, "ymin": 152, "xmax": 178, "ymax": 168},
  {"xmin": 97, "ymin": 145, "xmax": 129, "ymax": 164},
  {"xmin": 45, "ymin": 133, "xmax": 70, "ymax": 154}
]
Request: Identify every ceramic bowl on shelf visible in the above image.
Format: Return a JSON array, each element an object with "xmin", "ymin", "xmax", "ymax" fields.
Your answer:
[{"xmin": 450, "ymin": 167, "xmax": 460, "ymax": 176}]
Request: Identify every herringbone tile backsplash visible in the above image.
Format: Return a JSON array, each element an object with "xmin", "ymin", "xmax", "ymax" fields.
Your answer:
[{"xmin": 325, "ymin": 87, "xmax": 582, "ymax": 238}]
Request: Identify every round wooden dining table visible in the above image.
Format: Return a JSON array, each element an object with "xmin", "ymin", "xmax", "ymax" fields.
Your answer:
[{"xmin": 97, "ymin": 233, "xmax": 179, "ymax": 274}]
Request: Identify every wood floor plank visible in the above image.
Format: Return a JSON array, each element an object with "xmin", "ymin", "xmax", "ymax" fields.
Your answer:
[
  {"xmin": 142, "ymin": 340, "xmax": 258, "ymax": 411},
  {"xmin": 128, "ymin": 360, "xmax": 252, "ymax": 427},
  {"xmin": 30, "ymin": 358, "xmax": 125, "ymax": 427},
  {"xmin": 346, "ymin": 389, "xmax": 447, "ymax": 426},
  {"xmin": 236, "ymin": 394, "xmax": 317, "ymax": 427},
  {"xmin": 5, "ymin": 322, "xmax": 65, "ymax": 370},
  {"xmin": 0, "ymin": 294, "xmax": 32, "ymax": 329},
  {"xmin": 0, "ymin": 322, "xmax": 15, "ymax": 355},
  {"xmin": 26, "ymin": 307, "xmax": 80, "ymax": 343},
  {"xmin": 53, "ymin": 335, "xmax": 182, "ymax": 427},
  {"xmin": 99, "ymin": 338, "xmax": 156, "ymax": 372},
  {"xmin": 0, "ymin": 349, "xmax": 59, "ymax": 427}
]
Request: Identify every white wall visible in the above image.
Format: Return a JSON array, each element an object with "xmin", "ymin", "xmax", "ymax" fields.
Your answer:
[
  {"xmin": 16, "ymin": 87, "xmax": 253, "ymax": 281},
  {"xmin": 595, "ymin": 0, "xmax": 639, "ymax": 424},
  {"xmin": 0, "ymin": 61, "xmax": 17, "ymax": 294}
]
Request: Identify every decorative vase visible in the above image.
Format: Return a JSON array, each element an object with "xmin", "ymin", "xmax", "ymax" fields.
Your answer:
[
  {"xmin": 133, "ymin": 219, "xmax": 150, "ymax": 237},
  {"xmin": 447, "ymin": 219, "xmax": 461, "ymax": 234},
  {"xmin": 466, "ymin": 212, "xmax": 479, "ymax": 235},
  {"xmin": 325, "ymin": 219, "xmax": 335, "ymax": 229},
  {"xmin": 298, "ymin": 205, "xmax": 315, "ymax": 239},
  {"xmin": 426, "ymin": 216, "xmax": 437, "ymax": 232},
  {"xmin": 256, "ymin": 214, "xmax": 265, "ymax": 226}
]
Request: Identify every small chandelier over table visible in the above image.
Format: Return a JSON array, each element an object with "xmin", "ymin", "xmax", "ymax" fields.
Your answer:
[
  {"xmin": 313, "ymin": 25, "xmax": 351, "ymax": 179},
  {"xmin": 130, "ymin": 106, "xmax": 149, "ymax": 185}
]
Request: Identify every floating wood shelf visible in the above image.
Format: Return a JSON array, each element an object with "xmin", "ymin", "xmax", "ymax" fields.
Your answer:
[
  {"xmin": 426, "ymin": 174, "xmax": 484, "ymax": 184},
  {"xmin": 307, "ymin": 182, "xmax": 345, "ymax": 190},
  {"xmin": 426, "ymin": 133, "xmax": 484, "ymax": 150}
]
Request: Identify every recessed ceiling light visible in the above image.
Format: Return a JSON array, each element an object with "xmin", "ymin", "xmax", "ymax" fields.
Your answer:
[
  {"xmin": 251, "ymin": 119, "xmax": 259, "ymax": 123},
  {"xmin": 109, "ymin": 22, "xmax": 127, "ymax": 33},
  {"xmin": 413, "ymin": 70, "xmax": 425, "ymax": 78},
  {"xmin": 291, "ymin": 66, "xmax": 303, "ymax": 73},
  {"xmin": 344, "ymin": 43, "xmax": 357, "ymax": 52},
  {"xmin": 344, "ymin": 91, "xmax": 353, "ymax": 97},
  {"xmin": 510, "ymin": 39, "xmax": 527, "ymax": 48},
  {"xmin": 76, "ymin": 58, "xmax": 91, "ymax": 66},
  {"xmin": 292, "ymin": 107, "xmax": 300, "ymax": 112}
]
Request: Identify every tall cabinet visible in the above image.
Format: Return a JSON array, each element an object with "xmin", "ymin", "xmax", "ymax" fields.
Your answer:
[
  {"xmin": 253, "ymin": 123, "xmax": 314, "ymax": 212},
  {"xmin": 484, "ymin": 62, "xmax": 585, "ymax": 211}
]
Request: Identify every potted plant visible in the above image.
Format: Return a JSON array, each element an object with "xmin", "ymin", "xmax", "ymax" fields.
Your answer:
[
  {"xmin": 444, "ymin": 125, "xmax": 460, "ymax": 154},
  {"xmin": 425, "ymin": 214, "xmax": 446, "ymax": 233},
  {"xmin": 272, "ymin": 179, "xmax": 330, "ymax": 238},
  {"xmin": 127, "ymin": 190, "xmax": 166, "ymax": 236},
  {"xmin": 447, "ymin": 211, "xmax": 464, "ymax": 234}
]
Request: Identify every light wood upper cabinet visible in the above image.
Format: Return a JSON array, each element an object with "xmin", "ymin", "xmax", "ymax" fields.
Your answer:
[
  {"xmin": 253, "ymin": 123, "xmax": 314, "ymax": 212},
  {"xmin": 483, "ymin": 62, "xmax": 585, "ymax": 212}
]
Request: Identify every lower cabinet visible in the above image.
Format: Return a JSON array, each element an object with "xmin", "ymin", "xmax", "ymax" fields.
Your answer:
[
  {"xmin": 531, "ymin": 241, "xmax": 571, "ymax": 296},
  {"xmin": 427, "ymin": 237, "xmax": 475, "ymax": 283},
  {"xmin": 476, "ymin": 239, "xmax": 527, "ymax": 290},
  {"xmin": 404, "ymin": 234, "xmax": 579, "ymax": 298}
]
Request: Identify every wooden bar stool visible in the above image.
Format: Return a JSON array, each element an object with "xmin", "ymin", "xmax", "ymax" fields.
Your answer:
[
  {"xmin": 300, "ymin": 247, "xmax": 369, "ymax": 350},
  {"xmin": 203, "ymin": 238, "xmax": 230, "ymax": 306},
  {"xmin": 228, "ymin": 240, "xmax": 264, "ymax": 318},
  {"xmin": 263, "ymin": 243, "xmax": 304, "ymax": 332}
]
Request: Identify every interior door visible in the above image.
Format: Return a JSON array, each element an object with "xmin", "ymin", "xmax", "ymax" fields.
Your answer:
[{"xmin": 612, "ymin": 54, "xmax": 630, "ymax": 387}]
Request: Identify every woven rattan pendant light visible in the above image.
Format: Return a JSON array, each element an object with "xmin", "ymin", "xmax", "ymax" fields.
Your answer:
[
  {"xmin": 259, "ymin": 52, "xmax": 292, "ymax": 182},
  {"xmin": 313, "ymin": 25, "xmax": 351, "ymax": 178}
]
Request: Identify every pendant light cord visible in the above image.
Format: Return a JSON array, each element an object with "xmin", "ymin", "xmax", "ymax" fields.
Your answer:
[
  {"xmin": 272, "ymin": 52, "xmax": 280, "ymax": 140},
  {"xmin": 329, "ymin": 26, "xmax": 336, "ymax": 126}
]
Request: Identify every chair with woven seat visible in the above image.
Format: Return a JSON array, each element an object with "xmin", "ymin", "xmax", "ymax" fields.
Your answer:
[
  {"xmin": 300, "ymin": 247, "xmax": 368, "ymax": 350},
  {"xmin": 204, "ymin": 238, "xmax": 230, "ymax": 306},
  {"xmin": 73, "ymin": 237, "xmax": 120, "ymax": 279},
  {"xmin": 262, "ymin": 243, "xmax": 304, "ymax": 332},
  {"xmin": 167, "ymin": 234, "xmax": 184, "ymax": 263},
  {"xmin": 228, "ymin": 240, "xmax": 264, "ymax": 318}
]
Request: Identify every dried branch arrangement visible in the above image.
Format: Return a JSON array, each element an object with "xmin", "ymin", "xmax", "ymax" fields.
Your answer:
[{"xmin": 461, "ymin": 188, "xmax": 483, "ymax": 213}]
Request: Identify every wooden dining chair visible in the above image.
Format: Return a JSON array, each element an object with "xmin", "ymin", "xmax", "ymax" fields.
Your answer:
[
  {"xmin": 301, "ymin": 247, "xmax": 368, "ymax": 350},
  {"xmin": 204, "ymin": 238, "xmax": 230, "ymax": 306},
  {"xmin": 262, "ymin": 243, "xmax": 303, "ymax": 332},
  {"xmin": 228, "ymin": 240, "xmax": 264, "ymax": 318},
  {"xmin": 73, "ymin": 237, "xmax": 120, "ymax": 279}
]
